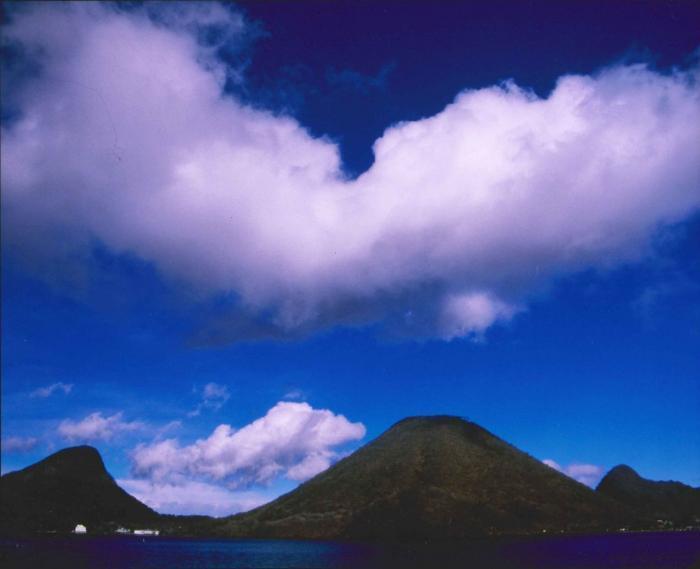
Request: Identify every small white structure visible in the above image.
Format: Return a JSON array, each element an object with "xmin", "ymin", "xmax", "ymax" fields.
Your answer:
[
  {"xmin": 73, "ymin": 524, "xmax": 87, "ymax": 534},
  {"xmin": 116, "ymin": 527, "xmax": 131, "ymax": 534},
  {"xmin": 133, "ymin": 529, "xmax": 159, "ymax": 536}
]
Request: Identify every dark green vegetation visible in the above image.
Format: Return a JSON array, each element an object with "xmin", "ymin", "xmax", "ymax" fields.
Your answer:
[
  {"xmin": 597, "ymin": 465, "xmax": 700, "ymax": 527},
  {"xmin": 0, "ymin": 446, "xmax": 158, "ymax": 535},
  {"xmin": 216, "ymin": 416, "xmax": 628, "ymax": 540},
  {"xmin": 2, "ymin": 417, "xmax": 697, "ymax": 540}
]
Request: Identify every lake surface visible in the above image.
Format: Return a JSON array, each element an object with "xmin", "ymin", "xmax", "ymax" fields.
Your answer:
[{"xmin": 1, "ymin": 532, "xmax": 699, "ymax": 569}]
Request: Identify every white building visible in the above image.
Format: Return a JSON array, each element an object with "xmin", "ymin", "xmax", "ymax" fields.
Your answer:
[
  {"xmin": 133, "ymin": 529, "xmax": 159, "ymax": 536},
  {"xmin": 73, "ymin": 524, "xmax": 87, "ymax": 534}
]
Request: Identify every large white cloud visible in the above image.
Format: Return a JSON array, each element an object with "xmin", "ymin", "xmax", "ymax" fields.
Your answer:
[
  {"xmin": 131, "ymin": 401, "xmax": 365, "ymax": 487},
  {"xmin": 2, "ymin": 2, "xmax": 699, "ymax": 341}
]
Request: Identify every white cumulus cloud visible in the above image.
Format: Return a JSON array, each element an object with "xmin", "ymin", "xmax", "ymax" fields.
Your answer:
[
  {"xmin": 58, "ymin": 411, "xmax": 145, "ymax": 442},
  {"xmin": 131, "ymin": 401, "xmax": 365, "ymax": 487},
  {"xmin": 2, "ymin": 2, "xmax": 699, "ymax": 342}
]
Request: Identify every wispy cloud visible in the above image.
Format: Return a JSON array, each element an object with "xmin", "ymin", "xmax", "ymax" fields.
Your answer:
[
  {"xmin": 282, "ymin": 389, "xmax": 305, "ymax": 401},
  {"xmin": 58, "ymin": 412, "xmax": 145, "ymax": 442},
  {"xmin": 117, "ymin": 478, "xmax": 271, "ymax": 516},
  {"xmin": 326, "ymin": 63, "xmax": 394, "ymax": 93},
  {"xmin": 29, "ymin": 382, "xmax": 73, "ymax": 398},
  {"xmin": 187, "ymin": 382, "xmax": 230, "ymax": 417},
  {"xmin": 633, "ymin": 272, "xmax": 700, "ymax": 323},
  {"xmin": 543, "ymin": 459, "xmax": 605, "ymax": 488},
  {"xmin": 156, "ymin": 420, "xmax": 182, "ymax": 438},
  {"xmin": 3, "ymin": 2, "xmax": 699, "ymax": 343},
  {"xmin": 2, "ymin": 436, "xmax": 39, "ymax": 453},
  {"xmin": 132, "ymin": 401, "xmax": 365, "ymax": 487}
]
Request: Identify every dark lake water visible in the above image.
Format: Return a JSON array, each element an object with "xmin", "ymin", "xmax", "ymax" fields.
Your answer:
[{"xmin": 1, "ymin": 532, "xmax": 699, "ymax": 569}]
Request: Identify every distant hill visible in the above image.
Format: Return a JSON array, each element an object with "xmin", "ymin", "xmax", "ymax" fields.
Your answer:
[
  {"xmin": 597, "ymin": 465, "xmax": 700, "ymax": 526},
  {"xmin": 0, "ymin": 446, "xmax": 158, "ymax": 534},
  {"xmin": 217, "ymin": 416, "xmax": 629, "ymax": 540}
]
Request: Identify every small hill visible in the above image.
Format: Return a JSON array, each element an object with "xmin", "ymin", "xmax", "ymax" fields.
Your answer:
[
  {"xmin": 218, "ymin": 416, "xmax": 630, "ymax": 540},
  {"xmin": 596, "ymin": 465, "xmax": 700, "ymax": 525},
  {"xmin": 0, "ymin": 446, "xmax": 158, "ymax": 534}
]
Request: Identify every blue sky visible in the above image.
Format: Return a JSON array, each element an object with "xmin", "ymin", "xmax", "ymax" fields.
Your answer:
[{"xmin": 2, "ymin": 1, "xmax": 699, "ymax": 514}]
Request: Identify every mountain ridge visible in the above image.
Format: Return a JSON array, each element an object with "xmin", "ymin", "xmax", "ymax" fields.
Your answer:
[{"xmin": 3, "ymin": 416, "xmax": 696, "ymax": 539}]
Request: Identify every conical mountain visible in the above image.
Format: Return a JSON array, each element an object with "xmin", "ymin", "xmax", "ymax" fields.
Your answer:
[
  {"xmin": 0, "ymin": 445, "xmax": 158, "ymax": 534},
  {"xmin": 597, "ymin": 464, "xmax": 700, "ymax": 524},
  {"xmin": 219, "ymin": 416, "xmax": 628, "ymax": 540}
]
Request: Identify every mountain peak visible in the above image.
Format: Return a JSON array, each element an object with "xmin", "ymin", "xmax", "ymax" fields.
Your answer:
[
  {"xmin": 389, "ymin": 414, "xmax": 503, "ymax": 439},
  {"xmin": 597, "ymin": 464, "xmax": 700, "ymax": 524},
  {"xmin": 51, "ymin": 444, "xmax": 102, "ymax": 459},
  {"xmin": 37, "ymin": 445, "xmax": 105, "ymax": 469},
  {"xmin": 1, "ymin": 445, "xmax": 157, "ymax": 534},
  {"xmin": 220, "ymin": 416, "xmax": 624, "ymax": 540},
  {"xmin": 599, "ymin": 464, "xmax": 642, "ymax": 484},
  {"xmin": 394, "ymin": 414, "xmax": 467, "ymax": 424},
  {"xmin": 10, "ymin": 445, "xmax": 111, "ymax": 487}
]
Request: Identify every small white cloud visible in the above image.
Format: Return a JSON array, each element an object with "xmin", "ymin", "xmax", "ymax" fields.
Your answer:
[
  {"xmin": 3, "ymin": 436, "xmax": 39, "ymax": 453},
  {"xmin": 202, "ymin": 382, "xmax": 230, "ymax": 402},
  {"xmin": 132, "ymin": 401, "xmax": 365, "ymax": 487},
  {"xmin": 58, "ymin": 411, "xmax": 145, "ymax": 442},
  {"xmin": 282, "ymin": 389, "xmax": 305, "ymax": 401},
  {"xmin": 117, "ymin": 478, "xmax": 269, "ymax": 516},
  {"xmin": 30, "ymin": 382, "xmax": 73, "ymax": 398},
  {"xmin": 543, "ymin": 458, "xmax": 605, "ymax": 487},
  {"xmin": 439, "ymin": 292, "xmax": 520, "ymax": 340},
  {"xmin": 187, "ymin": 382, "xmax": 231, "ymax": 417}
]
